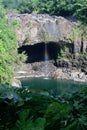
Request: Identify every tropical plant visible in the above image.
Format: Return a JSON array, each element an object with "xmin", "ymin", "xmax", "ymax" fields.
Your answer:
[
  {"xmin": 0, "ymin": 85, "xmax": 87, "ymax": 130},
  {"xmin": 0, "ymin": 2, "xmax": 17, "ymax": 85}
]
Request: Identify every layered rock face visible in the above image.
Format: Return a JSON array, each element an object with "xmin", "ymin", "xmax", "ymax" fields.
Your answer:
[
  {"xmin": 7, "ymin": 13, "xmax": 87, "ymax": 53},
  {"xmin": 7, "ymin": 13, "xmax": 73, "ymax": 45}
]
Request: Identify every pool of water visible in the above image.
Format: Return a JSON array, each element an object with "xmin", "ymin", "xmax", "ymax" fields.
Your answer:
[{"xmin": 21, "ymin": 77, "xmax": 87, "ymax": 96}]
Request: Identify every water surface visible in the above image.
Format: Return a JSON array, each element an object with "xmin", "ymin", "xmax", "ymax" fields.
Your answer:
[{"xmin": 21, "ymin": 77, "xmax": 87, "ymax": 96}]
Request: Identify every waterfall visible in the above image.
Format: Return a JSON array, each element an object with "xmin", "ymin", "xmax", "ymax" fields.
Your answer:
[
  {"xmin": 45, "ymin": 43, "xmax": 49, "ymax": 61},
  {"xmin": 44, "ymin": 43, "xmax": 49, "ymax": 78}
]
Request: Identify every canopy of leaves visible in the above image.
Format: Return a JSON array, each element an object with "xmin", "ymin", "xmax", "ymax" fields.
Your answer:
[
  {"xmin": 0, "ymin": 85, "xmax": 87, "ymax": 130},
  {"xmin": 2, "ymin": 0, "xmax": 87, "ymax": 23},
  {"xmin": 73, "ymin": 0, "xmax": 87, "ymax": 23}
]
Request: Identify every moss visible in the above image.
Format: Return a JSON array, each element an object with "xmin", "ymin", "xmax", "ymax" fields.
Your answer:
[
  {"xmin": 39, "ymin": 32, "xmax": 50, "ymax": 42},
  {"xmin": 57, "ymin": 55, "xmax": 69, "ymax": 61},
  {"xmin": 69, "ymin": 22, "xmax": 87, "ymax": 43},
  {"xmin": 83, "ymin": 52, "xmax": 87, "ymax": 60},
  {"xmin": 12, "ymin": 20, "xmax": 20, "ymax": 26}
]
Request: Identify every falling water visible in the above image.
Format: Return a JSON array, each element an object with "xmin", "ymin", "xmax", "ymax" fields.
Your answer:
[
  {"xmin": 44, "ymin": 43, "xmax": 49, "ymax": 78},
  {"xmin": 45, "ymin": 43, "xmax": 49, "ymax": 61}
]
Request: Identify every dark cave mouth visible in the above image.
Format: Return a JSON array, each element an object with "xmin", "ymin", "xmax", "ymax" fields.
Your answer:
[
  {"xmin": 18, "ymin": 42, "xmax": 61, "ymax": 63},
  {"xmin": 18, "ymin": 41, "xmax": 74, "ymax": 63}
]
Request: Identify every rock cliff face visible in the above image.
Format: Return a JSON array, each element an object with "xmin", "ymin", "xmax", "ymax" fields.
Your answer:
[
  {"xmin": 7, "ymin": 13, "xmax": 87, "ymax": 82},
  {"xmin": 8, "ymin": 13, "xmax": 73, "ymax": 45},
  {"xmin": 7, "ymin": 13, "xmax": 87, "ymax": 53}
]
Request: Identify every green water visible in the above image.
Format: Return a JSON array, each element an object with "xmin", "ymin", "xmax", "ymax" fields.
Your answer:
[{"xmin": 21, "ymin": 77, "xmax": 87, "ymax": 96}]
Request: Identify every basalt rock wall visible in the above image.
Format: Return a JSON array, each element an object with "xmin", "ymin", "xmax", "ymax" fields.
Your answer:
[
  {"xmin": 7, "ymin": 13, "xmax": 87, "ymax": 53},
  {"xmin": 7, "ymin": 13, "xmax": 87, "ymax": 82},
  {"xmin": 7, "ymin": 13, "xmax": 72, "ymax": 45}
]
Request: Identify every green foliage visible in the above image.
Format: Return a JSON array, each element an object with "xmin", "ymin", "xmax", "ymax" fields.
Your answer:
[
  {"xmin": 16, "ymin": 52, "xmax": 27, "ymax": 64},
  {"xmin": 0, "ymin": 85, "xmax": 87, "ymax": 130},
  {"xmin": 73, "ymin": 0, "xmax": 87, "ymax": 23},
  {"xmin": 12, "ymin": 111, "xmax": 46, "ymax": 130},
  {"xmin": 0, "ymin": 5, "xmax": 17, "ymax": 85},
  {"xmin": 1, "ymin": 0, "xmax": 87, "ymax": 23},
  {"xmin": 44, "ymin": 102, "xmax": 70, "ymax": 130},
  {"xmin": 12, "ymin": 20, "xmax": 20, "ymax": 26},
  {"xmin": 5, "ymin": 0, "xmax": 86, "ymax": 23},
  {"xmin": 17, "ymin": 0, "xmax": 34, "ymax": 14},
  {"xmin": 0, "ymin": 0, "xmax": 5, "ymax": 17},
  {"xmin": 2, "ymin": 0, "xmax": 19, "ymax": 9}
]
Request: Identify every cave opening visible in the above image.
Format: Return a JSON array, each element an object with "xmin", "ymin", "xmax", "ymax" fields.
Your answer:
[
  {"xmin": 18, "ymin": 41, "xmax": 74, "ymax": 64},
  {"xmin": 18, "ymin": 42, "xmax": 61, "ymax": 63}
]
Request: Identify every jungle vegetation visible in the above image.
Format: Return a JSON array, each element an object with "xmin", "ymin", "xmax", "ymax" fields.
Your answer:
[
  {"xmin": 0, "ymin": 0, "xmax": 17, "ymax": 85},
  {"xmin": 2, "ymin": 0, "xmax": 87, "ymax": 23},
  {"xmin": 0, "ymin": 0, "xmax": 87, "ymax": 130},
  {"xmin": 1, "ymin": 0, "xmax": 87, "ymax": 85},
  {"xmin": 0, "ymin": 85, "xmax": 87, "ymax": 130}
]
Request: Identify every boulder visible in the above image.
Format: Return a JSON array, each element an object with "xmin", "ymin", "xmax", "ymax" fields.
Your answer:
[{"xmin": 12, "ymin": 78, "xmax": 22, "ymax": 88}]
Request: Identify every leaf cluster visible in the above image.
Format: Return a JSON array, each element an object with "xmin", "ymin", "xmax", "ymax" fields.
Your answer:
[
  {"xmin": 0, "ymin": 4, "xmax": 17, "ymax": 85},
  {"xmin": 2, "ymin": 0, "xmax": 87, "ymax": 23},
  {"xmin": 0, "ymin": 85, "xmax": 87, "ymax": 130}
]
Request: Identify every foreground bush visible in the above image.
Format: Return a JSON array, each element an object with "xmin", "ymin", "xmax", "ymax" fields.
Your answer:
[{"xmin": 0, "ymin": 85, "xmax": 87, "ymax": 130}]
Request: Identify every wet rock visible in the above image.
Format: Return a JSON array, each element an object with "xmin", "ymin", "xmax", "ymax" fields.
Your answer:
[
  {"xmin": 52, "ymin": 68, "xmax": 87, "ymax": 82},
  {"xmin": 14, "ymin": 61, "xmax": 57, "ymax": 78},
  {"xmin": 12, "ymin": 78, "xmax": 22, "ymax": 87}
]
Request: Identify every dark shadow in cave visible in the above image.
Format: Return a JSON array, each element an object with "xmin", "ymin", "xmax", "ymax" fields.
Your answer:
[
  {"xmin": 18, "ymin": 41, "xmax": 74, "ymax": 63},
  {"xmin": 18, "ymin": 42, "xmax": 61, "ymax": 63}
]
